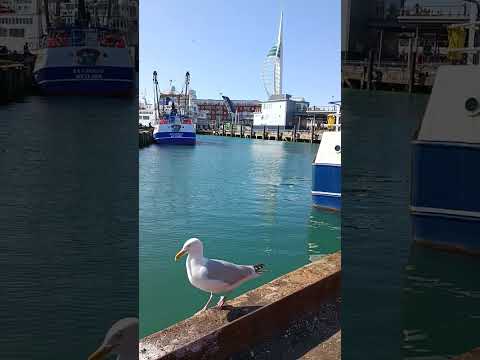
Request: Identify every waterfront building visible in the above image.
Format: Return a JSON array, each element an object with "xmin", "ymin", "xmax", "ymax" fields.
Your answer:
[
  {"xmin": 0, "ymin": 0, "xmax": 42, "ymax": 52},
  {"xmin": 253, "ymin": 94, "xmax": 309, "ymax": 129},
  {"xmin": 195, "ymin": 98, "xmax": 261, "ymax": 128}
]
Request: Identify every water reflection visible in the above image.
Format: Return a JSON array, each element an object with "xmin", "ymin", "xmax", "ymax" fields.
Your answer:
[
  {"xmin": 401, "ymin": 244, "xmax": 480, "ymax": 359},
  {"xmin": 307, "ymin": 207, "xmax": 341, "ymax": 262}
]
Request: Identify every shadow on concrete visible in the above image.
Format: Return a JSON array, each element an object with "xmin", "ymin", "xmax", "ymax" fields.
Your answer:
[
  {"xmin": 225, "ymin": 305, "xmax": 263, "ymax": 322},
  {"xmin": 229, "ymin": 300, "xmax": 341, "ymax": 360}
]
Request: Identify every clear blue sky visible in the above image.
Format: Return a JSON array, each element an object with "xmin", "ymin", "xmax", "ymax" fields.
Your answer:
[{"xmin": 139, "ymin": 0, "xmax": 340, "ymax": 105}]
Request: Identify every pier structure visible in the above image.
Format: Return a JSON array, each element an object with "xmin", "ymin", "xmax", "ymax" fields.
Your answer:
[
  {"xmin": 195, "ymin": 103, "xmax": 338, "ymax": 144},
  {"xmin": 342, "ymin": 0, "xmax": 477, "ymax": 92},
  {"xmin": 139, "ymin": 128, "xmax": 153, "ymax": 148},
  {"xmin": 0, "ymin": 58, "xmax": 34, "ymax": 103},
  {"xmin": 139, "ymin": 252, "xmax": 340, "ymax": 360}
]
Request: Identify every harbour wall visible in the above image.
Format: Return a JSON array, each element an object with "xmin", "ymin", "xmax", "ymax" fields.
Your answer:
[
  {"xmin": 0, "ymin": 62, "xmax": 33, "ymax": 104},
  {"xmin": 139, "ymin": 252, "xmax": 341, "ymax": 360},
  {"xmin": 139, "ymin": 129, "xmax": 154, "ymax": 148},
  {"xmin": 198, "ymin": 126, "xmax": 326, "ymax": 143}
]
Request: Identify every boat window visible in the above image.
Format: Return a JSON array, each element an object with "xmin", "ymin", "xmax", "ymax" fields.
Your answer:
[{"xmin": 465, "ymin": 97, "xmax": 479, "ymax": 113}]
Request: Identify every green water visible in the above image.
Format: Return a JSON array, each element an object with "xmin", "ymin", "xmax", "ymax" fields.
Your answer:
[{"xmin": 139, "ymin": 135, "xmax": 340, "ymax": 337}]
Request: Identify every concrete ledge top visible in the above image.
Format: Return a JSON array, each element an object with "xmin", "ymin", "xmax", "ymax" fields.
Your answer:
[
  {"xmin": 453, "ymin": 348, "xmax": 480, "ymax": 359},
  {"xmin": 140, "ymin": 252, "xmax": 340, "ymax": 360}
]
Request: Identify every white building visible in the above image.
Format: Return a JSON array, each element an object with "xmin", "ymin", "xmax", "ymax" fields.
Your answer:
[
  {"xmin": 253, "ymin": 94, "xmax": 309, "ymax": 129},
  {"xmin": 0, "ymin": 0, "xmax": 43, "ymax": 51}
]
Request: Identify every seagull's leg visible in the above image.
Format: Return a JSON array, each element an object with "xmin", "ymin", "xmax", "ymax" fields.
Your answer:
[
  {"xmin": 197, "ymin": 292, "xmax": 213, "ymax": 314},
  {"xmin": 215, "ymin": 296, "xmax": 225, "ymax": 309}
]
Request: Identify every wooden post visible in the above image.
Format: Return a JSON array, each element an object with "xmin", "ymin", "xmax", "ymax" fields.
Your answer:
[
  {"xmin": 408, "ymin": 34, "xmax": 417, "ymax": 93},
  {"xmin": 277, "ymin": 125, "xmax": 280, "ymax": 141},
  {"xmin": 263, "ymin": 126, "xmax": 266, "ymax": 140},
  {"xmin": 293, "ymin": 124, "xmax": 297, "ymax": 142},
  {"xmin": 240, "ymin": 124, "xmax": 243, "ymax": 137},
  {"xmin": 222, "ymin": 122, "xmax": 225, "ymax": 136},
  {"xmin": 310, "ymin": 119, "xmax": 314, "ymax": 143},
  {"xmin": 367, "ymin": 49, "xmax": 374, "ymax": 90},
  {"xmin": 377, "ymin": 29, "xmax": 384, "ymax": 67}
]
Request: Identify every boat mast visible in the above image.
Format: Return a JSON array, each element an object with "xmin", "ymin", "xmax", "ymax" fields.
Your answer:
[
  {"xmin": 78, "ymin": 0, "xmax": 86, "ymax": 26},
  {"xmin": 43, "ymin": 0, "xmax": 50, "ymax": 29},
  {"xmin": 153, "ymin": 71, "xmax": 160, "ymax": 121},
  {"xmin": 107, "ymin": 0, "xmax": 112, "ymax": 27},
  {"xmin": 184, "ymin": 71, "xmax": 190, "ymax": 116}
]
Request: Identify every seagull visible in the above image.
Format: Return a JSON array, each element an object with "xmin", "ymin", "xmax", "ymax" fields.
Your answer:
[
  {"xmin": 87, "ymin": 317, "xmax": 138, "ymax": 360},
  {"xmin": 175, "ymin": 238, "xmax": 265, "ymax": 313}
]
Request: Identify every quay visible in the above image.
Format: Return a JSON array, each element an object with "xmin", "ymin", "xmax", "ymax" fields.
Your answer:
[
  {"xmin": 0, "ymin": 62, "xmax": 33, "ymax": 104},
  {"xmin": 197, "ymin": 125, "xmax": 327, "ymax": 143},
  {"xmin": 139, "ymin": 252, "xmax": 340, "ymax": 360},
  {"xmin": 454, "ymin": 348, "xmax": 480, "ymax": 359},
  {"xmin": 139, "ymin": 128, "xmax": 154, "ymax": 148}
]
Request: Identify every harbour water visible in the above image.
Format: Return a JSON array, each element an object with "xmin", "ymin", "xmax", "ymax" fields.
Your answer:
[
  {"xmin": 139, "ymin": 136, "xmax": 341, "ymax": 337},
  {"xmin": 342, "ymin": 89, "xmax": 480, "ymax": 360},
  {"xmin": 0, "ymin": 96, "xmax": 138, "ymax": 360}
]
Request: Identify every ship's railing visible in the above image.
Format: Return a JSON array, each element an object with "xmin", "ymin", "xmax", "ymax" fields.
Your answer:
[
  {"xmin": 399, "ymin": 4, "xmax": 468, "ymax": 17},
  {"xmin": 307, "ymin": 106, "xmax": 338, "ymax": 113},
  {"xmin": 46, "ymin": 28, "xmax": 126, "ymax": 48}
]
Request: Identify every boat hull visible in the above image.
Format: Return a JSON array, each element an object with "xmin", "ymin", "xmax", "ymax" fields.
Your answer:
[
  {"xmin": 411, "ymin": 141, "xmax": 480, "ymax": 253},
  {"xmin": 33, "ymin": 44, "xmax": 134, "ymax": 96},
  {"xmin": 153, "ymin": 122, "xmax": 196, "ymax": 145},
  {"xmin": 153, "ymin": 132, "xmax": 196, "ymax": 145},
  {"xmin": 33, "ymin": 65, "xmax": 134, "ymax": 96},
  {"xmin": 312, "ymin": 163, "xmax": 341, "ymax": 210}
]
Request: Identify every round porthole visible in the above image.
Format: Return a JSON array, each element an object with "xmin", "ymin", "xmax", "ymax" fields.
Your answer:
[
  {"xmin": 334, "ymin": 145, "xmax": 341, "ymax": 152},
  {"xmin": 465, "ymin": 97, "xmax": 479, "ymax": 113}
]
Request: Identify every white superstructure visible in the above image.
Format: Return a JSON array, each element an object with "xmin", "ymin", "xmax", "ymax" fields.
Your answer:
[{"xmin": 139, "ymin": 95, "xmax": 156, "ymax": 127}]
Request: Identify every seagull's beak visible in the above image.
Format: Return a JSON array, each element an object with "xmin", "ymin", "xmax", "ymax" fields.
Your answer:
[
  {"xmin": 87, "ymin": 344, "xmax": 113, "ymax": 360},
  {"xmin": 175, "ymin": 249, "xmax": 187, "ymax": 261}
]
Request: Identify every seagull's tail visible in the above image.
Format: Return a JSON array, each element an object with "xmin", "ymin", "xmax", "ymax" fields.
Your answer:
[{"xmin": 253, "ymin": 263, "xmax": 265, "ymax": 274}]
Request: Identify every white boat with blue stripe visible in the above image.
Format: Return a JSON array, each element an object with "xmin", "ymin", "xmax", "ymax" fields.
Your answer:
[
  {"xmin": 151, "ymin": 71, "xmax": 196, "ymax": 145},
  {"xmin": 312, "ymin": 103, "xmax": 341, "ymax": 210},
  {"xmin": 410, "ymin": 13, "xmax": 480, "ymax": 254},
  {"xmin": 33, "ymin": 1, "xmax": 134, "ymax": 97},
  {"xmin": 152, "ymin": 116, "xmax": 196, "ymax": 145}
]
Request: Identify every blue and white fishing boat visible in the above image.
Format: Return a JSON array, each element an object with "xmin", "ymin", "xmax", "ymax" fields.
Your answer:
[
  {"xmin": 312, "ymin": 103, "xmax": 341, "ymax": 210},
  {"xmin": 33, "ymin": 1, "xmax": 134, "ymax": 96},
  {"xmin": 410, "ymin": 11, "xmax": 480, "ymax": 254},
  {"xmin": 152, "ymin": 71, "xmax": 196, "ymax": 145}
]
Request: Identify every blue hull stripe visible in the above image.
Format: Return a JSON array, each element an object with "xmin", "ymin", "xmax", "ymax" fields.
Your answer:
[
  {"xmin": 312, "ymin": 163, "xmax": 341, "ymax": 194},
  {"xmin": 34, "ymin": 66, "xmax": 134, "ymax": 83},
  {"xmin": 411, "ymin": 141, "xmax": 480, "ymax": 253},
  {"xmin": 412, "ymin": 212, "xmax": 480, "ymax": 253},
  {"xmin": 154, "ymin": 138, "xmax": 196, "ymax": 145},
  {"xmin": 153, "ymin": 132, "xmax": 196, "ymax": 145},
  {"xmin": 411, "ymin": 142, "xmax": 480, "ymax": 213},
  {"xmin": 37, "ymin": 80, "xmax": 133, "ymax": 95},
  {"xmin": 312, "ymin": 163, "xmax": 341, "ymax": 210},
  {"xmin": 34, "ymin": 66, "xmax": 134, "ymax": 95},
  {"xmin": 153, "ymin": 132, "xmax": 195, "ymax": 139}
]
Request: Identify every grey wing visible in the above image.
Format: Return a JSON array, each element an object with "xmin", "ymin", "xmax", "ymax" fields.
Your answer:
[{"xmin": 204, "ymin": 259, "xmax": 253, "ymax": 285}]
